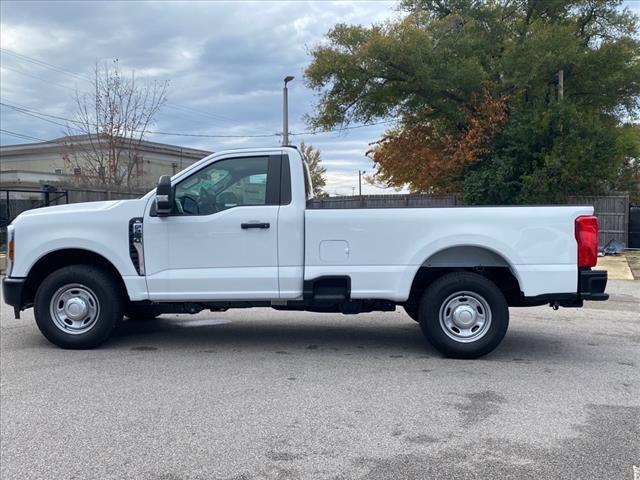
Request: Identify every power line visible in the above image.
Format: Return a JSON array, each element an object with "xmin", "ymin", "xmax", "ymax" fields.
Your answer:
[
  {"xmin": 290, "ymin": 120, "xmax": 394, "ymax": 136},
  {"xmin": 147, "ymin": 130, "xmax": 277, "ymax": 138},
  {"xmin": 0, "ymin": 102, "xmax": 392, "ymax": 138},
  {"xmin": 1, "ymin": 48, "xmax": 394, "ymax": 140},
  {"xmin": 164, "ymin": 103, "xmax": 236, "ymax": 124},
  {"xmin": 0, "ymin": 101, "xmax": 277, "ymax": 138},
  {"xmin": 0, "ymin": 47, "xmax": 236, "ymax": 124},
  {"xmin": 0, "ymin": 64, "xmax": 79, "ymax": 92},
  {"xmin": 0, "ymin": 128, "xmax": 48, "ymax": 143},
  {"xmin": 2, "ymin": 100, "xmax": 393, "ymax": 141},
  {"xmin": 0, "ymin": 102, "xmax": 72, "ymax": 130},
  {"xmin": 0, "ymin": 47, "xmax": 91, "ymax": 82}
]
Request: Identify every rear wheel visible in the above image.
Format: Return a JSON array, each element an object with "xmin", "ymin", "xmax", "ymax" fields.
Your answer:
[
  {"xmin": 34, "ymin": 265, "xmax": 123, "ymax": 349},
  {"xmin": 418, "ymin": 272, "xmax": 509, "ymax": 359}
]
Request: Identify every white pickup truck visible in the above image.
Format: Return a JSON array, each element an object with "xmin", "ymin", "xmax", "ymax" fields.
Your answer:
[{"xmin": 3, "ymin": 146, "xmax": 608, "ymax": 358}]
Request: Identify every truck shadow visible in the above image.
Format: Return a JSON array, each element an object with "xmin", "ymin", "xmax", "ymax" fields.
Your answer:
[{"xmin": 107, "ymin": 312, "xmax": 568, "ymax": 361}]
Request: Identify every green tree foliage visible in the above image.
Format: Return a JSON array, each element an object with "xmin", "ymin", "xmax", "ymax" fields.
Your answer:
[
  {"xmin": 300, "ymin": 141, "xmax": 328, "ymax": 197},
  {"xmin": 304, "ymin": 0, "xmax": 640, "ymax": 203},
  {"xmin": 611, "ymin": 124, "xmax": 640, "ymax": 202}
]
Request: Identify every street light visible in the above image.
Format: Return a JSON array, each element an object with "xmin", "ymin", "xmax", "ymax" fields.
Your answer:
[
  {"xmin": 358, "ymin": 169, "xmax": 366, "ymax": 196},
  {"xmin": 282, "ymin": 76, "xmax": 294, "ymax": 146}
]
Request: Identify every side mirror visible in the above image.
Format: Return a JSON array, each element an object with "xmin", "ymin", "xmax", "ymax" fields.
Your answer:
[{"xmin": 155, "ymin": 175, "xmax": 173, "ymax": 216}]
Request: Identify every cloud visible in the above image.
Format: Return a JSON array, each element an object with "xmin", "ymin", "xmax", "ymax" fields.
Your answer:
[{"xmin": 1, "ymin": 0, "xmax": 398, "ymax": 194}]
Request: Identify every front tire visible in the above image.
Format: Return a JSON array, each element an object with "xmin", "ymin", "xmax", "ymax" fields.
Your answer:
[
  {"xmin": 419, "ymin": 272, "xmax": 509, "ymax": 359},
  {"xmin": 34, "ymin": 266, "xmax": 123, "ymax": 349},
  {"xmin": 403, "ymin": 302, "xmax": 420, "ymax": 322}
]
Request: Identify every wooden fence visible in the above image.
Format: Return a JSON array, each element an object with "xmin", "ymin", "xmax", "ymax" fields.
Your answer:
[
  {"xmin": 1, "ymin": 190, "xmax": 630, "ymax": 248},
  {"xmin": 570, "ymin": 193, "xmax": 629, "ymax": 247},
  {"xmin": 311, "ymin": 193, "xmax": 630, "ymax": 247},
  {"xmin": 308, "ymin": 193, "xmax": 463, "ymax": 209}
]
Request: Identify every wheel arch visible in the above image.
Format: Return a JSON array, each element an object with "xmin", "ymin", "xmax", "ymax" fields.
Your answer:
[
  {"xmin": 406, "ymin": 245, "xmax": 524, "ymax": 306},
  {"xmin": 23, "ymin": 248, "xmax": 129, "ymax": 307}
]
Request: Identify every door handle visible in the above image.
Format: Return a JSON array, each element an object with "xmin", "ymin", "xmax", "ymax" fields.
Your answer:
[{"xmin": 241, "ymin": 222, "xmax": 270, "ymax": 229}]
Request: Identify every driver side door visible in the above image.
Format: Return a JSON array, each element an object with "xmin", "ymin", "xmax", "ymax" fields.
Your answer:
[{"xmin": 144, "ymin": 154, "xmax": 281, "ymax": 301}]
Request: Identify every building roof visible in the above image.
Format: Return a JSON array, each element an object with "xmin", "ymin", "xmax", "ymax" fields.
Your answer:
[{"xmin": 0, "ymin": 134, "xmax": 213, "ymax": 159}]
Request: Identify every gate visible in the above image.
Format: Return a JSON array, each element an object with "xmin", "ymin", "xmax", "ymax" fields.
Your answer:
[
  {"xmin": 0, "ymin": 186, "xmax": 69, "ymax": 248},
  {"xmin": 629, "ymin": 204, "xmax": 640, "ymax": 248}
]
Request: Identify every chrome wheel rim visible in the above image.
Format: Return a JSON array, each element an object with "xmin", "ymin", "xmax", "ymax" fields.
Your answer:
[
  {"xmin": 49, "ymin": 284, "xmax": 100, "ymax": 335},
  {"xmin": 439, "ymin": 291, "xmax": 491, "ymax": 343}
]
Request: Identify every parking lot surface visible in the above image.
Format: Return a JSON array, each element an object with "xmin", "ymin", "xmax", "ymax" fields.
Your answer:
[{"xmin": 1, "ymin": 280, "xmax": 639, "ymax": 480}]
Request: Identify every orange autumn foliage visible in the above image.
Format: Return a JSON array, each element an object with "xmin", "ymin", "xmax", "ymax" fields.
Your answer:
[{"xmin": 367, "ymin": 92, "xmax": 509, "ymax": 193}]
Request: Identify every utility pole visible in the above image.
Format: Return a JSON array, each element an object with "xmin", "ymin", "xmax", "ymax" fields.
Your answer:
[
  {"xmin": 558, "ymin": 69, "xmax": 564, "ymax": 101},
  {"xmin": 282, "ymin": 76, "xmax": 294, "ymax": 146},
  {"xmin": 358, "ymin": 169, "xmax": 366, "ymax": 196}
]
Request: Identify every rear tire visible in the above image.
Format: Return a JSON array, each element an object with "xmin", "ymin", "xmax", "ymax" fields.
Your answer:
[
  {"xmin": 418, "ymin": 272, "xmax": 509, "ymax": 359},
  {"xmin": 34, "ymin": 265, "xmax": 123, "ymax": 349}
]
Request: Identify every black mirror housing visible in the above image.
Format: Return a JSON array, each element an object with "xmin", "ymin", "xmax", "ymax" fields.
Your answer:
[{"xmin": 155, "ymin": 175, "xmax": 173, "ymax": 216}]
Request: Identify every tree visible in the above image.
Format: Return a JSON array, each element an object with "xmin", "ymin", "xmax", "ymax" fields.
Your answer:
[
  {"xmin": 300, "ymin": 141, "xmax": 328, "ymax": 197},
  {"xmin": 63, "ymin": 60, "xmax": 169, "ymax": 188},
  {"xmin": 611, "ymin": 124, "xmax": 640, "ymax": 202},
  {"xmin": 304, "ymin": 0, "xmax": 640, "ymax": 203}
]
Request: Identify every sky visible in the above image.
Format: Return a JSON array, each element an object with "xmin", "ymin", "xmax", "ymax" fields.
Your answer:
[
  {"xmin": 0, "ymin": 0, "xmax": 400, "ymax": 195},
  {"xmin": 1, "ymin": 1, "xmax": 639, "ymax": 195}
]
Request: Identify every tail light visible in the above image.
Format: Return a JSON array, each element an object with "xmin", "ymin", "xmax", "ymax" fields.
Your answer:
[{"xmin": 575, "ymin": 216, "xmax": 598, "ymax": 268}]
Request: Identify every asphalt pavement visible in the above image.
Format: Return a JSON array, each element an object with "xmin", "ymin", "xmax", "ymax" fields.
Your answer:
[{"xmin": 1, "ymin": 280, "xmax": 639, "ymax": 480}]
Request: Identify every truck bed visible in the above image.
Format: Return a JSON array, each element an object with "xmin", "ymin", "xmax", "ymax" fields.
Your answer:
[{"xmin": 304, "ymin": 204, "xmax": 593, "ymax": 300}]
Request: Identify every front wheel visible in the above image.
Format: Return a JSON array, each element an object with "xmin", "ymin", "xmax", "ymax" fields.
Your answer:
[
  {"xmin": 34, "ymin": 266, "xmax": 123, "ymax": 349},
  {"xmin": 403, "ymin": 302, "xmax": 420, "ymax": 322},
  {"xmin": 419, "ymin": 272, "xmax": 509, "ymax": 359}
]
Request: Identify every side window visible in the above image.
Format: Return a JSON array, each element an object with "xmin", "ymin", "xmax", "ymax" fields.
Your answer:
[{"xmin": 174, "ymin": 156, "xmax": 270, "ymax": 215}]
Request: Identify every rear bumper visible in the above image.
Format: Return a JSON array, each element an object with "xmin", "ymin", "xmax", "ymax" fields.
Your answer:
[
  {"xmin": 2, "ymin": 277, "xmax": 26, "ymax": 309},
  {"xmin": 578, "ymin": 269, "xmax": 608, "ymax": 301},
  {"xmin": 517, "ymin": 268, "xmax": 608, "ymax": 307}
]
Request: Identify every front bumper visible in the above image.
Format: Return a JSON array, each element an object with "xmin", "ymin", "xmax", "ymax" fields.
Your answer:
[
  {"xmin": 579, "ymin": 269, "xmax": 608, "ymax": 301},
  {"xmin": 2, "ymin": 277, "xmax": 27, "ymax": 316}
]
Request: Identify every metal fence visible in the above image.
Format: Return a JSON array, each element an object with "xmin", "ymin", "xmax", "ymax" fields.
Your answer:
[{"xmin": 0, "ymin": 186, "xmax": 146, "ymax": 248}]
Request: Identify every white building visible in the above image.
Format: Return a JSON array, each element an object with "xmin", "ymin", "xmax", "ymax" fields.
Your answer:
[{"xmin": 0, "ymin": 135, "xmax": 212, "ymax": 191}]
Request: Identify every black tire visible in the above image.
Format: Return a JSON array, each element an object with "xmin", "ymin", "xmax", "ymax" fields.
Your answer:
[
  {"xmin": 124, "ymin": 304, "xmax": 163, "ymax": 321},
  {"xmin": 418, "ymin": 272, "xmax": 509, "ymax": 359},
  {"xmin": 34, "ymin": 265, "xmax": 123, "ymax": 349},
  {"xmin": 403, "ymin": 303, "xmax": 420, "ymax": 322}
]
